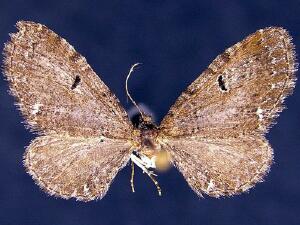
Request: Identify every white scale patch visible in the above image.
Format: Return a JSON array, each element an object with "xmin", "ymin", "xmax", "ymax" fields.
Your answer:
[
  {"xmin": 207, "ymin": 179, "xmax": 215, "ymax": 192},
  {"xmin": 256, "ymin": 107, "xmax": 264, "ymax": 121},
  {"xmin": 31, "ymin": 103, "xmax": 43, "ymax": 115},
  {"xmin": 83, "ymin": 184, "xmax": 89, "ymax": 194}
]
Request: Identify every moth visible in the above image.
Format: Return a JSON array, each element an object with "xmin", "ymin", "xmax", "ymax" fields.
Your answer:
[{"xmin": 3, "ymin": 21, "xmax": 297, "ymax": 201}]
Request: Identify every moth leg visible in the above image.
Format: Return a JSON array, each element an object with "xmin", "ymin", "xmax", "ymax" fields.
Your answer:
[
  {"xmin": 148, "ymin": 173, "xmax": 162, "ymax": 196},
  {"xmin": 130, "ymin": 154, "xmax": 162, "ymax": 196},
  {"xmin": 130, "ymin": 154, "xmax": 156, "ymax": 176},
  {"xmin": 130, "ymin": 160, "xmax": 135, "ymax": 193}
]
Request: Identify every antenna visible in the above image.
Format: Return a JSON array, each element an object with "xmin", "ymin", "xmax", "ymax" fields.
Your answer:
[{"xmin": 125, "ymin": 63, "xmax": 145, "ymax": 119}]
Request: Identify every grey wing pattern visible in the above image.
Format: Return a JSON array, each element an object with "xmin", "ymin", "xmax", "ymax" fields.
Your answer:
[
  {"xmin": 159, "ymin": 27, "xmax": 297, "ymax": 197},
  {"xmin": 24, "ymin": 135, "xmax": 132, "ymax": 201},
  {"xmin": 3, "ymin": 21, "xmax": 133, "ymax": 138}
]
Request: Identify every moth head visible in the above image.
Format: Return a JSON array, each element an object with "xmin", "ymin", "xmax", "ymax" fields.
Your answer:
[
  {"xmin": 141, "ymin": 114, "xmax": 152, "ymax": 124},
  {"xmin": 139, "ymin": 113, "xmax": 157, "ymax": 130},
  {"xmin": 131, "ymin": 112, "xmax": 156, "ymax": 130}
]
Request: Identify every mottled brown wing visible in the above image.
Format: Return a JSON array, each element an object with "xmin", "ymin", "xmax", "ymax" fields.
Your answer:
[
  {"xmin": 3, "ymin": 21, "xmax": 133, "ymax": 138},
  {"xmin": 3, "ymin": 21, "xmax": 136, "ymax": 201},
  {"xmin": 165, "ymin": 136, "xmax": 272, "ymax": 197},
  {"xmin": 159, "ymin": 27, "xmax": 297, "ymax": 197},
  {"xmin": 24, "ymin": 135, "xmax": 132, "ymax": 201},
  {"xmin": 160, "ymin": 27, "xmax": 296, "ymax": 138}
]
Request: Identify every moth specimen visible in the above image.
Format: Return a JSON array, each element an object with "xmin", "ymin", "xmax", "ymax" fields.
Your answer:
[{"xmin": 3, "ymin": 21, "xmax": 297, "ymax": 201}]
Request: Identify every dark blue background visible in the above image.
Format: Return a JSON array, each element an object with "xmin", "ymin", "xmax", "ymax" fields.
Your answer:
[{"xmin": 0, "ymin": 1, "xmax": 299, "ymax": 225}]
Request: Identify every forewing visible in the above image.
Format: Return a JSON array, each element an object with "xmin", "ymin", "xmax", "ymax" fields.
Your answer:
[
  {"xmin": 165, "ymin": 136, "xmax": 273, "ymax": 197},
  {"xmin": 160, "ymin": 27, "xmax": 297, "ymax": 138},
  {"xmin": 24, "ymin": 135, "xmax": 132, "ymax": 201},
  {"xmin": 3, "ymin": 21, "xmax": 133, "ymax": 138}
]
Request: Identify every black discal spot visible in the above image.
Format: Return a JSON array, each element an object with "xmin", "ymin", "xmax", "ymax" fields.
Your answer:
[
  {"xmin": 217, "ymin": 75, "xmax": 228, "ymax": 91},
  {"xmin": 71, "ymin": 75, "xmax": 81, "ymax": 90}
]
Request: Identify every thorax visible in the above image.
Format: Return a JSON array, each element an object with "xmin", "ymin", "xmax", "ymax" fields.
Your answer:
[{"xmin": 131, "ymin": 116, "xmax": 171, "ymax": 172}]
